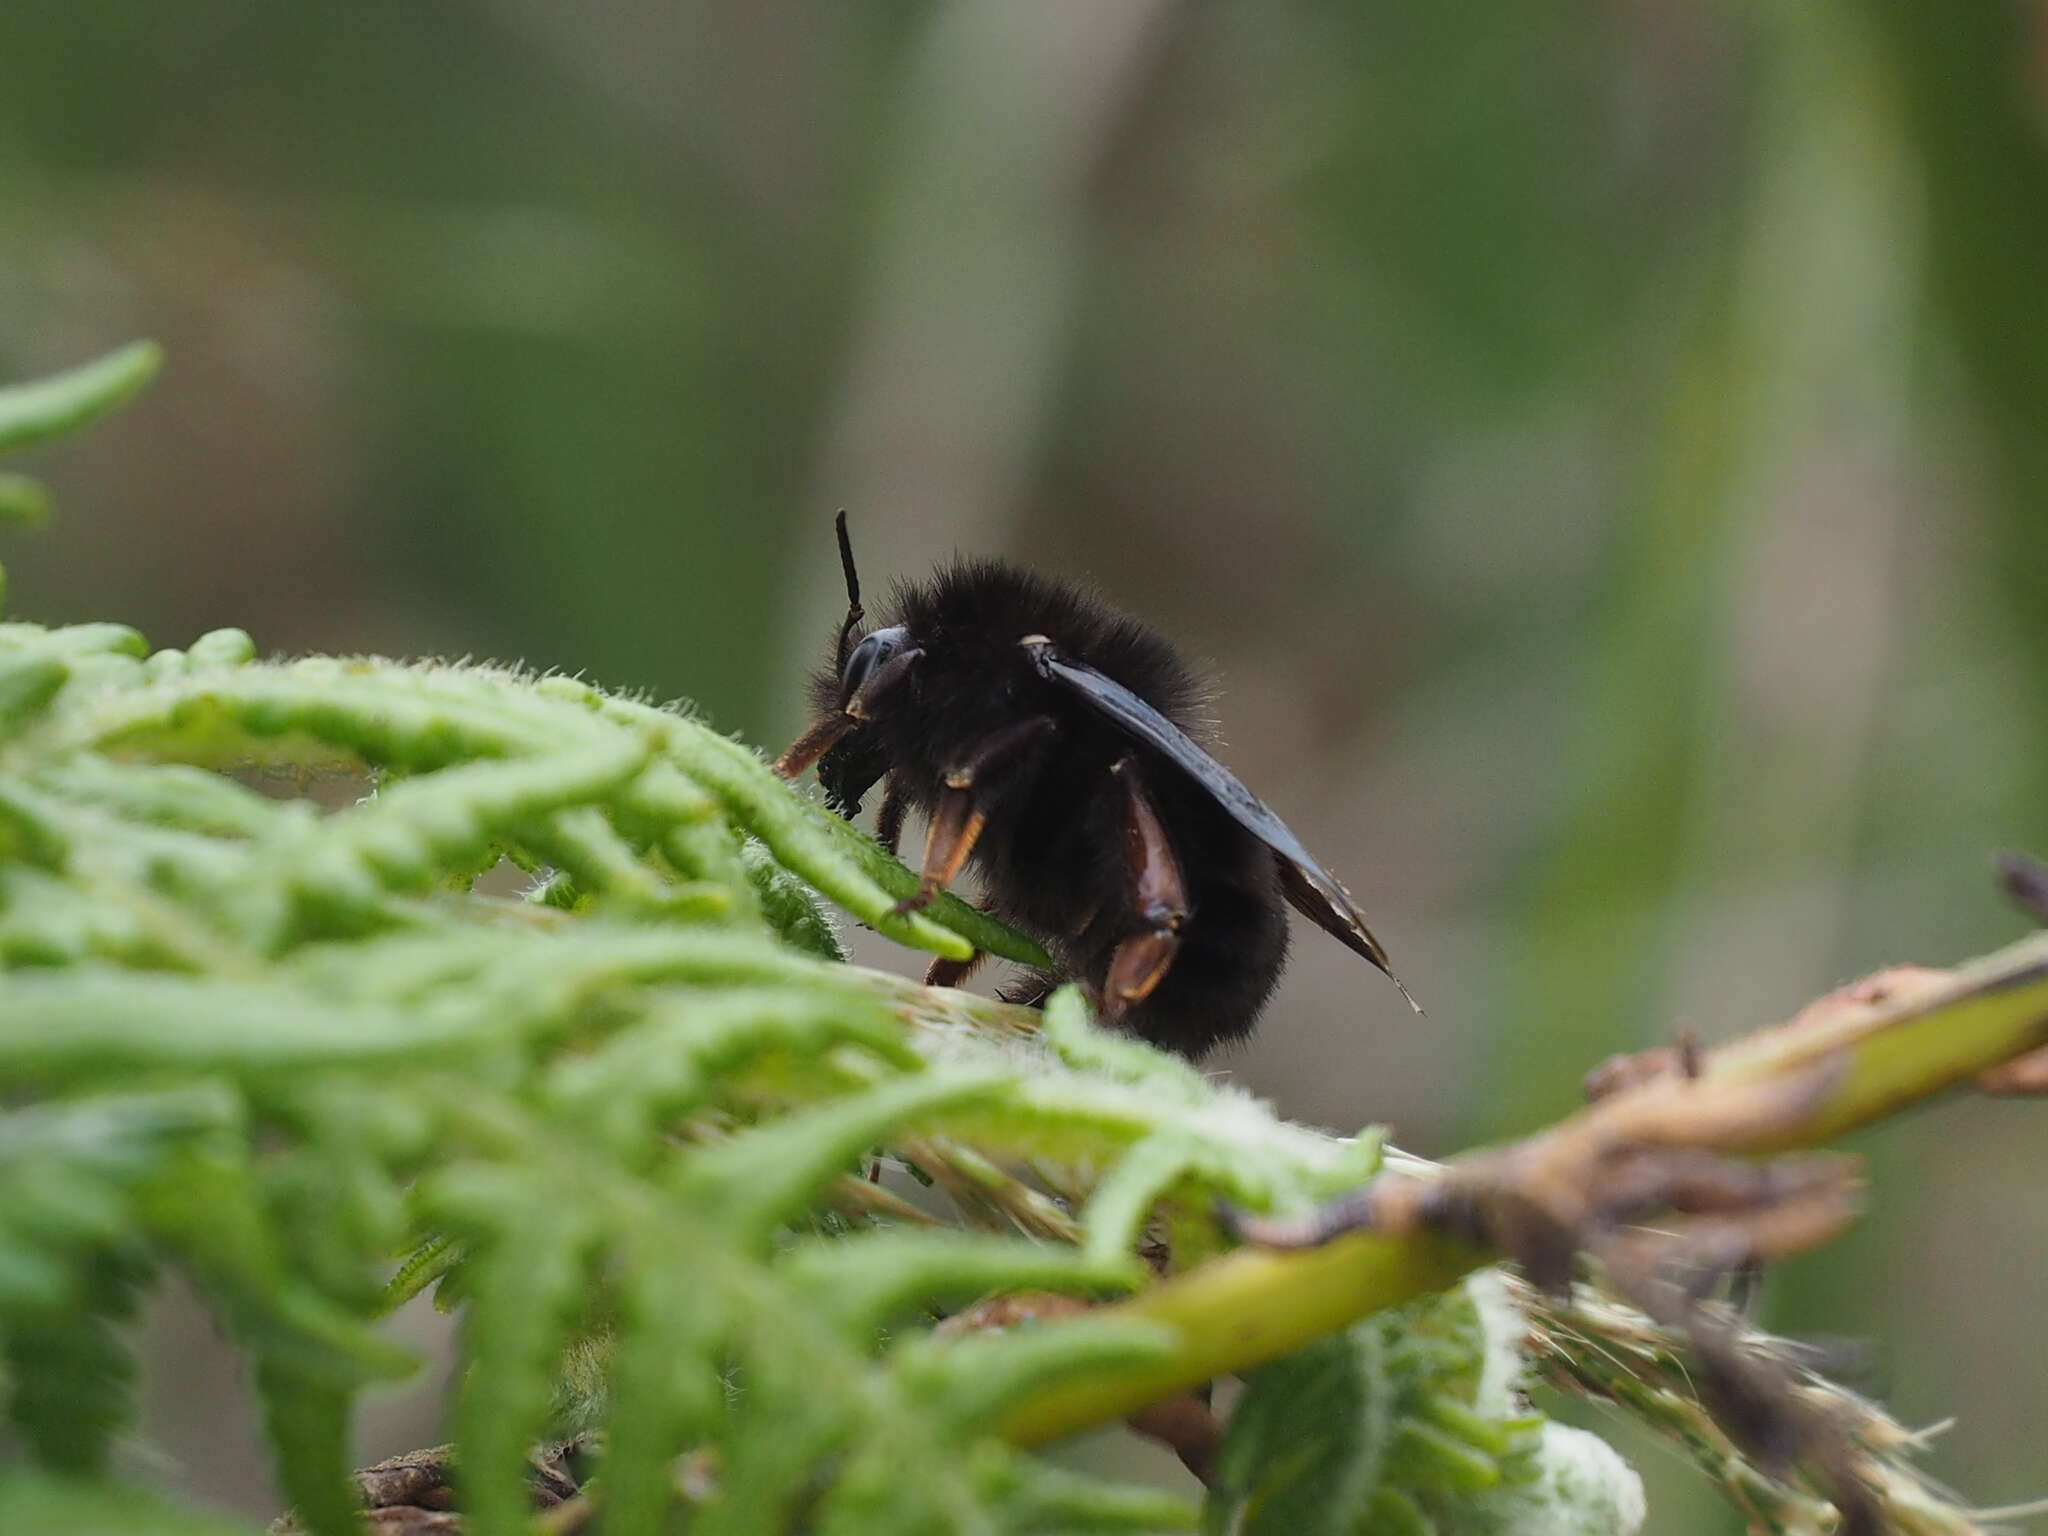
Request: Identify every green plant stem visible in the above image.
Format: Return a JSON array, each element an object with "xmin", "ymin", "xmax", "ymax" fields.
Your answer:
[
  {"xmin": 1710, "ymin": 931, "xmax": 2048, "ymax": 1144},
  {"xmin": 997, "ymin": 928, "xmax": 2048, "ymax": 1447},
  {"xmin": 998, "ymin": 1228, "xmax": 1481, "ymax": 1446}
]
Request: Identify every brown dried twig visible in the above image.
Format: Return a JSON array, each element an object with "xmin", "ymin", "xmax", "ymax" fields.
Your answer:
[{"xmin": 1217, "ymin": 952, "xmax": 2048, "ymax": 1534}]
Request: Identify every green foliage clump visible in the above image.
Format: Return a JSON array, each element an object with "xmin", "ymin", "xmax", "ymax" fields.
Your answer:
[
  {"xmin": 0, "ymin": 348, "xmax": 1631, "ymax": 1535},
  {"xmin": 1211, "ymin": 1275, "xmax": 1643, "ymax": 1536}
]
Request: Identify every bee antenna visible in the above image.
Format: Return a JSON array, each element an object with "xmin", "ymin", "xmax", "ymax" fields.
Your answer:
[{"xmin": 833, "ymin": 509, "xmax": 866, "ymax": 675}]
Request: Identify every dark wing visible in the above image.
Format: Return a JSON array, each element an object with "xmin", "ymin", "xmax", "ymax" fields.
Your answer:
[{"xmin": 1024, "ymin": 639, "xmax": 1419, "ymax": 1011}]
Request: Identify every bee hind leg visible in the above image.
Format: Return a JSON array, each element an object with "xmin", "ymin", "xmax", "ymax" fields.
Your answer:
[
  {"xmin": 925, "ymin": 952, "xmax": 987, "ymax": 988},
  {"xmin": 1101, "ymin": 760, "xmax": 1189, "ymax": 1021}
]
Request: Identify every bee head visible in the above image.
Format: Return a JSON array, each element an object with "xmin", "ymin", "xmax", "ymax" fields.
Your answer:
[{"xmin": 837, "ymin": 624, "xmax": 913, "ymax": 714}]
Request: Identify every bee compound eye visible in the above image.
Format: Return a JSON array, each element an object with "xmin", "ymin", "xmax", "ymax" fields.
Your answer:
[{"xmin": 839, "ymin": 624, "xmax": 912, "ymax": 706}]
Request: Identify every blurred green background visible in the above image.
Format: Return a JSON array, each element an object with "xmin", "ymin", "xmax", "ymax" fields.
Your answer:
[{"xmin": 6, "ymin": 1, "xmax": 2048, "ymax": 1526}]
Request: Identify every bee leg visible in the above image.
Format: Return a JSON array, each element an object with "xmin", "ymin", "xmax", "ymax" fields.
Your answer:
[
  {"xmin": 890, "ymin": 715, "xmax": 1057, "ymax": 916},
  {"xmin": 874, "ymin": 779, "xmax": 908, "ymax": 857},
  {"xmin": 772, "ymin": 646, "xmax": 925, "ymax": 779},
  {"xmin": 890, "ymin": 786, "xmax": 988, "ymax": 918},
  {"xmin": 901, "ymin": 776, "xmax": 982, "ymax": 985},
  {"xmin": 1101, "ymin": 761, "xmax": 1189, "ymax": 1020},
  {"xmin": 844, "ymin": 644, "xmax": 923, "ymax": 722},
  {"xmin": 772, "ymin": 711, "xmax": 857, "ymax": 780},
  {"xmin": 999, "ymin": 974, "xmax": 1057, "ymax": 1010},
  {"xmin": 925, "ymin": 952, "xmax": 987, "ymax": 988}
]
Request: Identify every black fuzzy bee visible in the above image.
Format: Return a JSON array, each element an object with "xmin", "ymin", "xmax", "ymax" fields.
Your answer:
[{"xmin": 774, "ymin": 515, "xmax": 1416, "ymax": 1058}]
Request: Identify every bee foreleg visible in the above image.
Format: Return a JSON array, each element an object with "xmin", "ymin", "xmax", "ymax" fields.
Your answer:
[
  {"xmin": 889, "ymin": 715, "xmax": 1056, "ymax": 916},
  {"xmin": 773, "ymin": 643, "xmax": 925, "ymax": 781},
  {"xmin": 844, "ymin": 644, "xmax": 923, "ymax": 721},
  {"xmin": 772, "ymin": 711, "xmax": 858, "ymax": 780},
  {"xmin": 1102, "ymin": 760, "xmax": 1189, "ymax": 1019}
]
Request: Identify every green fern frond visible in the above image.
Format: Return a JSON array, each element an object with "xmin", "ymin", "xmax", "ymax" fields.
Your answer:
[
  {"xmin": 780, "ymin": 1230, "xmax": 1140, "ymax": 1336},
  {"xmin": 0, "ymin": 348, "xmax": 1653, "ymax": 1536},
  {"xmin": 0, "ymin": 591, "xmax": 1632, "ymax": 1533},
  {"xmin": 0, "ymin": 343, "xmax": 162, "ymax": 463}
]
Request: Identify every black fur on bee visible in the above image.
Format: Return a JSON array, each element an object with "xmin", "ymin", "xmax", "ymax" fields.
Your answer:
[{"xmin": 775, "ymin": 514, "xmax": 1415, "ymax": 1059}]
